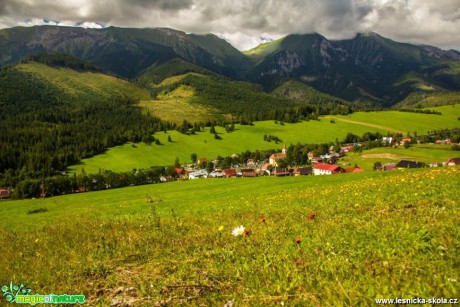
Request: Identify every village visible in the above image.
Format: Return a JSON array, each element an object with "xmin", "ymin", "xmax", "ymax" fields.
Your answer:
[
  {"xmin": 1, "ymin": 134, "xmax": 459, "ymax": 200},
  {"xmin": 167, "ymin": 138, "xmax": 460, "ymax": 182}
]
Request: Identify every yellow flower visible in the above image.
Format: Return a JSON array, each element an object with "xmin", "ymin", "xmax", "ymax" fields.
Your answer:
[{"xmin": 218, "ymin": 226, "xmax": 224, "ymax": 232}]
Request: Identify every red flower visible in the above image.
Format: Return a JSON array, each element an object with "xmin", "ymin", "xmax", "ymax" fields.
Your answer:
[
  {"xmin": 260, "ymin": 217, "xmax": 266, "ymax": 223},
  {"xmin": 308, "ymin": 213, "xmax": 316, "ymax": 220},
  {"xmin": 294, "ymin": 237, "xmax": 301, "ymax": 244},
  {"xmin": 243, "ymin": 228, "xmax": 251, "ymax": 236}
]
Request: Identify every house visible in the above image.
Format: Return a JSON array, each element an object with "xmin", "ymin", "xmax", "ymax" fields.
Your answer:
[
  {"xmin": 188, "ymin": 169, "xmax": 208, "ymax": 179},
  {"xmin": 246, "ymin": 158, "xmax": 255, "ymax": 166},
  {"xmin": 446, "ymin": 158, "xmax": 460, "ymax": 166},
  {"xmin": 269, "ymin": 144, "xmax": 287, "ymax": 167},
  {"xmin": 436, "ymin": 139, "xmax": 451, "ymax": 145},
  {"xmin": 345, "ymin": 167, "xmax": 364, "ymax": 173},
  {"xmin": 197, "ymin": 158, "xmax": 208, "ymax": 165},
  {"xmin": 292, "ymin": 167, "xmax": 312, "ymax": 176},
  {"xmin": 209, "ymin": 170, "xmax": 225, "ymax": 178},
  {"xmin": 223, "ymin": 169, "xmax": 238, "ymax": 177},
  {"xmin": 340, "ymin": 145, "xmax": 355, "ymax": 153},
  {"xmin": 382, "ymin": 137, "xmax": 394, "ymax": 145},
  {"xmin": 241, "ymin": 169, "xmax": 257, "ymax": 177},
  {"xmin": 175, "ymin": 168, "xmax": 185, "ymax": 175},
  {"xmin": 313, "ymin": 163, "xmax": 345, "ymax": 175},
  {"xmin": 272, "ymin": 169, "xmax": 291, "ymax": 177},
  {"xmin": 396, "ymin": 160, "xmax": 425, "ymax": 169},
  {"xmin": 376, "ymin": 163, "xmax": 398, "ymax": 171},
  {"xmin": 0, "ymin": 189, "xmax": 10, "ymax": 199},
  {"xmin": 400, "ymin": 138, "xmax": 412, "ymax": 146},
  {"xmin": 256, "ymin": 169, "xmax": 270, "ymax": 176},
  {"xmin": 260, "ymin": 163, "xmax": 270, "ymax": 171}
]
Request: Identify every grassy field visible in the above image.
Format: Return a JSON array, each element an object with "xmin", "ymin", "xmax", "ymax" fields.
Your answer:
[
  {"xmin": 0, "ymin": 167, "xmax": 459, "ymax": 305},
  {"xmin": 326, "ymin": 104, "xmax": 460, "ymax": 135},
  {"xmin": 17, "ymin": 63, "xmax": 151, "ymax": 102},
  {"xmin": 138, "ymin": 85, "xmax": 225, "ymax": 123},
  {"xmin": 341, "ymin": 144, "xmax": 458, "ymax": 171},
  {"xmin": 69, "ymin": 105, "xmax": 460, "ymax": 174}
]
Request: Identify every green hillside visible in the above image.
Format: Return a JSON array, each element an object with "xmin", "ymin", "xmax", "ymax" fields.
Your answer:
[
  {"xmin": 271, "ymin": 80, "xmax": 351, "ymax": 106},
  {"xmin": 0, "ymin": 62, "xmax": 150, "ymax": 116},
  {"xmin": 69, "ymin": 106, "xmax": 460, "ymax": 174},
  {"xmin": 0, "ymin": 167, "xmax": 458, "ymax": 305},
  {"xmin": 394, "ymin": 91, "xmax": 460, "ymax": 109},
  {"xmin": 18, "ymin": 63, "xmax": 151, "ymax": 101},
  {"xmin": 140, "ymin": 72, "xmax": 312, "ymax": 122}
]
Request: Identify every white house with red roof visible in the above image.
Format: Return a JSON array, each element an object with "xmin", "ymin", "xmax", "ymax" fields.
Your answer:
[{"xmin": 313, "ymin": 163, "xmax": 345, "ymax": 175}]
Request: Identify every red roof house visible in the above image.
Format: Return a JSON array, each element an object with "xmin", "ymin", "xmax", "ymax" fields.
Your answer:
[
  {"xmin": 223, "ymin": 169, "xmax": 238, "ymax": 177},
  {"xmin": 345, "ymin": 167, "xmax": 364, "ymax": 173},
  {"xmin": 313, "ymin": 163, "xmax": 345, "ymax": 175},
  {"xmin": 0, "ymin": 189, "xmax": 11, "ymax": 199}
]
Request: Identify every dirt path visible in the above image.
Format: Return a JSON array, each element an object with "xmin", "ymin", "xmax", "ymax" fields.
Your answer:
[
  {"xmin": 327, "ymin": 116, "xmax": 403, "ymax": 133},
  {"xmin": 361, "ymin": 153, "xmax": 413, "ymax": 160}
]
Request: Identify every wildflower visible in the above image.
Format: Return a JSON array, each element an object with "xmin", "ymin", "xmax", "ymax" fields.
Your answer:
[
  {"xmin": 308, "ymin": 212, "xmax": 316, "ymax": 220},
  {"xmin": 294, "ymin": 237, "xmax": 301, "ymax": 244},
  {"xmin": 232, "ymin": 225, "xmax": 245, "ymax": 236},
  {"xmin": 218, "ymin": 225, "xmax": 224, "ymax": 232},
  {"xmin": 243, "ymin": 228, "xmax": 251, "ymax": 236},
  {"xmin": 260, "ymin": 217, "xmax": 266, "ymax": 223}
]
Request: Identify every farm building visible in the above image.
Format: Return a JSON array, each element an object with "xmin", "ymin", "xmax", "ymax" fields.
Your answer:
[
  {"xmin": 292, "ymin": 167, "xmax": 312, "ymax": 176},
  {"xmin": 446, "ymin": 158, "xmax": 460, "ymax": 166},
  {"xmin": 396, "ymin": 160, "xmax": 425, "ymax": 169}
]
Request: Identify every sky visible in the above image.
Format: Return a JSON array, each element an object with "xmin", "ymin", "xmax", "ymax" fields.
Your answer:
[{"xmin": 1, "ymin": 0, "xmax": 459, "ymax": 51}]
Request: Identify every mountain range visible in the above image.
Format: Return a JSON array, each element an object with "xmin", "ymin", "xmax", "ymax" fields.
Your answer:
[{"xmin": 1, "ymin": 25, "xmax": 460, "ymax": 107}]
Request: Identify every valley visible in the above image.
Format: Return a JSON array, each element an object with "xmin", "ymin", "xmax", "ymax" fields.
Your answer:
[{"xmin": 0, "ymin": 25, "xmax": 459, "ymax": 306}]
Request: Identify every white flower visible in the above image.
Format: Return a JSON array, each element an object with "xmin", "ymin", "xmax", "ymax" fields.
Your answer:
[{"xmin": 232, "ymin": 225, "xmax": 245, "ymax": 236}]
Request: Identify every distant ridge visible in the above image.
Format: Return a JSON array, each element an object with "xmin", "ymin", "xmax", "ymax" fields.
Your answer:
[{"xmin": 0, "ymin": 25, "xmax": 460, "ymax": 106}]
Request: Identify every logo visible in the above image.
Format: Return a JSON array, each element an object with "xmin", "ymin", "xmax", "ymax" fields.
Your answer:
[{"xmin": 1, "ymin": 282, "xmax": 85, "ymax": 305}]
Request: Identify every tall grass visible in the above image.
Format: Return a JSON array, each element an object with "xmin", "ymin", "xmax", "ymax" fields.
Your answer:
[{"xmin": 1, "ymin": 167, "xmax": 459, "ymax": 305}]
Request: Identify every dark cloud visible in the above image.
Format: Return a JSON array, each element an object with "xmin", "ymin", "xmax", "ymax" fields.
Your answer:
[{"xmin": 0, "ymin": 0, "xmax": 459, "ymax": 51}]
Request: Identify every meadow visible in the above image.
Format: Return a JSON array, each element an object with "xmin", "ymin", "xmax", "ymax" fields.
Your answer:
[
  {"xmin": 0, "ymin": 167, "xmax": 459, "ymax": 305},
  {"xmin": 341, "ymin": 144, "xmax": 457, "ymax": 171},
  {"xmin": 69, "ymin": 105, "xmax": 460, "ymax": 174}
]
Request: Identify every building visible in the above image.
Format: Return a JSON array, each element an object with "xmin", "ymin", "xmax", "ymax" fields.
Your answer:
[
  {"xmin": 313, "ymin": 163, "xmax": 345, "ymax": 175},
  {"xmin": 0, "ymin": 189, "xmax": 10, "ymax": 199},
  {"xmin": 292, "ymin": 167, "xmax": 312, "ymax": 176},
  {"xmin": 269, "ymin": 144, "xmax": 287, "ymax": 167},
  {"xmin": 345, "ymin": 167, "xmax": 364, "ymax": 173},
  {"xmin": 396, "ymin": 160, "xmax": 425, "ymax": 169},
  {"xmin": 446, "ymin": 158, "xmax": 460, "ymax": 166}
]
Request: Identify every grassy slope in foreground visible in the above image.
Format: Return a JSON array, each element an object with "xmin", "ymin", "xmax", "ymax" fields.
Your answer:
[
  {"xmin": 0, "ymin": 168, "xmax": 458, "ymax": 305},
  {"xmin": 69, "ymin": 105, "xmax": 460, "ymax": 174}
]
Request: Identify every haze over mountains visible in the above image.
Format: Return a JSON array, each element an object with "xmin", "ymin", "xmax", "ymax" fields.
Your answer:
[{"xmin": 1, "ymin": 25, "xmax": 460, "ymax": 106}]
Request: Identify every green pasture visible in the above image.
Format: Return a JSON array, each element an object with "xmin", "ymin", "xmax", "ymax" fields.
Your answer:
[
  {"xmin": 326, "ymin": 104, "xmax": 460, "ymax": 135},
  {"xmin": 70, "ymin": 106, "xmax": 460, "ymax": 174},
  {"xmin": 342, "ymin": 144, "xmax": 458, "ymax": 171},
  {"xmin": 0, "ymin": 167, "xmax": 458, "ymax": 305}
]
